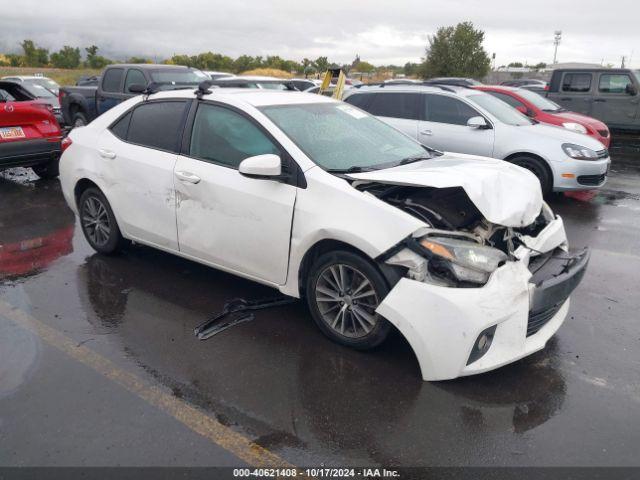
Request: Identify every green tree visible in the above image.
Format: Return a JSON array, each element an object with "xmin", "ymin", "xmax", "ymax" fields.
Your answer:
[
  {"xmin": 313, "ymin": 56, "xmax": 329, "ymax": 73},
  {"xmin": 354, "ymin": 60, "xmax": 375, "ymax": 73},
  {"xmin": 507, "ymin": 62, "xmax": 524, "ymax": 68},
  {"xmin": 85, "ymin": 45, "xmax": 111, "ymax": 69},
  {"xmin": 419, "ymin": 21, "xmax": 491, "ymax": 80},
  {"xmin": 532, "ymin": 62, "xmax": 547, "ymax": 71},
  {"xmin": 127, "ymin": 56, "xmax": 151, "ymax": 64},
  {"xmin": 21, "ymin": 39, "xmax": 49, "ymax": 67},
  {"xmin": 50, "ymin": 46, "xmax": 81, "ymax": 68},
  {"xmin": 5, "ymin": 53, "xmax": 24, "ymax": 67},
  {"xmin": 404, "ymin": 62, "xmax": 420, "ymax": 76}
]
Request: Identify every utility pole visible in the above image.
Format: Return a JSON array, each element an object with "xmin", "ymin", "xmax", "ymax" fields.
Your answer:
[
  {"xmin": 553, "ymin": 30, "xmax": 562, "ymax": 64},
  {"xmin": 621, "ymin": 56, "xmax": 626, "ymax": 68}
]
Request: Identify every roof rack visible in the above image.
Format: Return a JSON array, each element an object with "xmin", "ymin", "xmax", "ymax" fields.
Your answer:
[{"xmin": 357, "ymin": 82, "xmax": 458, "ymax": 93}]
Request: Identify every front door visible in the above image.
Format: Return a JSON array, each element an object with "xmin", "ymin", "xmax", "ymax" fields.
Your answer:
[
  {"xmin": 592, "ymin": 72, "xmax": 640, "ymax": 127},
  {"xmin": 174, "ymin": 102, "xmax": 297, "ymax": 284},
  {"xmin": 419, "ymin": 94, "xmax": 494, "ymax": 157}
]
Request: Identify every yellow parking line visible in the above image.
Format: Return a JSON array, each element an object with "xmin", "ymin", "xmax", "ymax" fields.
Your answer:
[{"xmin": 0, "ymin": 299, "xmax": 294, "ymax": 469}]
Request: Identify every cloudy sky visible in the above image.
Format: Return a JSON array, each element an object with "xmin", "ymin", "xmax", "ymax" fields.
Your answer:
[{"xmin": 1, "ymin": 0, "xmax": 638, "ymax": 68}]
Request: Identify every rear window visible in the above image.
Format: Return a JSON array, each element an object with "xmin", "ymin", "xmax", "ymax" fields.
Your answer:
[
  {"xmin": 364, "ymin": 93, "xmax": 420, "ymax": 120},
  {"xmin": 102, "ymin": 68, "xmax": 124, "ymax": 93},
  {"xmin": 562, "ymin": 73, "xmax": 592, "ymax": 93},
  {"xmin": 126, "ymin": 101, "xmax": 188, "ymax": 152}
]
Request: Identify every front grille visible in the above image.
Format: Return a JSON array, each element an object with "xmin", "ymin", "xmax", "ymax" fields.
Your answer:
[
  {"xmin": 597, "ymin": 129, "xmax": 609, "ymax": 138},
  {"xmin": 527, "ymin": 304, "xmax": 562, "ymax": 337},
  {"xmin": 577, "ymin": 173, "xmax": 606, "ymax": 186},
  {"xmin": 595, "ymin": 149, "xmax": 609, "ymax": 159}
]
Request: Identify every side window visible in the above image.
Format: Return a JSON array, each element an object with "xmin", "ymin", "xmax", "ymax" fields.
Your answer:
[
  {"xmin": 598, "ymin": 74, "xmax": 632, "ymax": 94},
  {"xmin": 561, "ymin": 73, "xmax": 592, "ymax": 93},
  {"xmin": 343, "ymin": 93, "xmax": 373, "ymax": 110},
  {"xmin": 124, "ymin": 69, "xmax": 146, "ymax": 93},
  {"xmin": 127, "ymin": 101, "xmax": 188, "ymax": 152},
  {"xmin": 110, "ymin": 111, "xmax": 132, "ymax": 140},
  {"xmin": 190, "ymin": 104, "xmax": 279, "ymax": 168},
  {"xmin": 487, "ymin": 91, "xmax": 525, "ymax": 110},
  {"xmin": 102, "ymin": 68, "xmax": 124, "ymax": 93},
  {"xmin": 425, "ymin": 94, "xmax": 480, "ymax": 125},
  {"xmin": 366, "ymin": 93, "xmax": 420, "ymax": 120}
]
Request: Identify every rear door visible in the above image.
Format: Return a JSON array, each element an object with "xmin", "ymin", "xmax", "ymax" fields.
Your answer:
[
  {"xmin": 97, "ymin": 68, "xmax": 126, "ymax": 116},
  {"xmin": 592, "ymin": 72, "xmax": 639, "ymax": 127},
  {"xmin": 418, "ymin": 94, "xmax": 494, "ymax": 157},
  {"xmin": 97, "ymin": 99, "xmax": 189, "ymax": 250},
  {"xmin": 362, "ymin": 92, "xmax": 421, "ymax": 139},
  {"xmin": 555, "ymin": 72, "xmax": 594, "ymax": 115},
  {"xmin": 174, "ymin": 102, "xmax": 297, "ymax": 284}
]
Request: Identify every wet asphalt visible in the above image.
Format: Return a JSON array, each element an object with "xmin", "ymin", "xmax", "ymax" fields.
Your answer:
[{"xmin": 0, "ymin": 137, "xmax": 639, "ymax": 468}]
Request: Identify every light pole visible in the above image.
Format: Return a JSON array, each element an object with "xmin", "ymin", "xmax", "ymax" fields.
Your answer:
[{"xmin": 553, "ymin": 30, "xmax": 562, "ymax": 64}]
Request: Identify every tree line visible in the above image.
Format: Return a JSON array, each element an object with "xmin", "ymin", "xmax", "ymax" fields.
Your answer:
[{"xmin": 1, "ymin": 22, "xmax": 501, "ymax": 80}]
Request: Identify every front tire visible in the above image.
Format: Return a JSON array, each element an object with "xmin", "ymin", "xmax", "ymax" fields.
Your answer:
[
  {"xmin": 78, "ymin": 187, "xmax": 127, "ymax": 254},
  {"xmin": 509, "ymin": 155, "xmax": 553, "ymax": 195},
  {"xmin": 306, "ymin": 250, "xmax": 392, "ymax": 350}
]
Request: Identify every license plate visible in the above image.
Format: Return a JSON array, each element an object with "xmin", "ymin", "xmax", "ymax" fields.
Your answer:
[{"xmin": 0, "ymin": 126, "xmax": 26, "ymax": 139}]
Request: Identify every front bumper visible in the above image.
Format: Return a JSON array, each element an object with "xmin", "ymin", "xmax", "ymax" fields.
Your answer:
[
  {"xmin": 552, "ymin": 156, "xmax": 610, "ymax": 191},
  {"xmin": 0, "ymin": 138, "xmax": 61, "ymax": 170},
  {"xmin": 377, "ymin": 217, "xmax": 588, "ymax": 381}
]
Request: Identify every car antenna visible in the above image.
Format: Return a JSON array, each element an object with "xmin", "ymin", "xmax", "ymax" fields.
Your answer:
[{"xmin": 196, "ymin": 80, "xmax": 213, "ymax": 99}]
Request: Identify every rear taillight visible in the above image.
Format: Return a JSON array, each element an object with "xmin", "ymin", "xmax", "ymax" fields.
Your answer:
[
  {"xmin": 61, "ymin": 136, "xmax": 72, "ymax": 153},
  {"xmin": 544, "ymin": 84, "xmax": 549, "ymax": 91},
  {"xmin": 34, "ymin": 101, "xmax": 53, "ymax": 113}
]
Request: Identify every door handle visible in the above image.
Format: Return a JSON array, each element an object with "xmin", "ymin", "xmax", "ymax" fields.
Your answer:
[
  {"xmin": 420, "ymin": 129, "xmax": 433, "ymax": 136},
  {"xmin": 593, "ymin": 99, "xmax": 606, "ymax": 103},
  {"xmin": 175, "ymin": 170, "xmax": 201, "ymax": 184},
  {"xmin": 99, "ymin": 149, "xmax": 116, "ymax": 159},
  {"xmin": 560, "ymin": 97, "xmax": 572, "ymax": 101}
]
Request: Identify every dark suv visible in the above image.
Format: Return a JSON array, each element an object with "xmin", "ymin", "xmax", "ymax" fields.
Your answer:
[{"xmin": 547, "ymin": 68, "xmax": 640, "ymax": 130}]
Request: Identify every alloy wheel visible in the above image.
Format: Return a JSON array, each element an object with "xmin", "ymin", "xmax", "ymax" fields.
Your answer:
[
  {"xmin": 82, "ymin": 196, "xmax": 111, "ymax": 247},
  {"xmin": 315, "ymin": 264, "xmax": 380, "ymax": 338}
]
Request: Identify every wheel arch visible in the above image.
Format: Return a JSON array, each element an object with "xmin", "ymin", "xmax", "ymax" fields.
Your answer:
[
  {"xmin": 295, "ymin": 238, "xmax": 402, "ymax": 299},
  {"xmin": 503, "ymin": 151, "xmax": 554, "ymax": 191}
]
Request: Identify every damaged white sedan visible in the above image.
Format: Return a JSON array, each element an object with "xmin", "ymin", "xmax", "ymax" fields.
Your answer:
[{"xmin": 59, "ymin": 86, "xmax": 589, "ymax": 381}]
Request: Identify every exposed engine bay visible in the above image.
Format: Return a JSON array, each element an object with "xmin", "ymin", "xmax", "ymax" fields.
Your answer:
[
  {"xmin": 357, "ymin": 183, "xmax": 548, "ymax": 256},
  {"xmin": 352, "ymin": 181, "xmax": 555, "ymax": 288}
]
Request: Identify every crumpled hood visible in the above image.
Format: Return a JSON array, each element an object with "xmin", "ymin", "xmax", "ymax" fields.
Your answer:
[{"xmin": 348, "ymin": 153, "xmax": 543, "ymax": 227}]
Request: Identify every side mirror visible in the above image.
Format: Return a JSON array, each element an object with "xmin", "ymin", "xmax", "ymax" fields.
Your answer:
[
  {"xmin": 467, "ymin": 116, "xmax": 489, "ymax": 129},
  {"xmin": 239, "ymin": 154, "xmax": 282, "ymax": 179},
  {"xmin": 128, "ymin": 84, "xmax": 146, "ymax": 94},
  {"xmin": 626, "ymin": 83, "xmax": 638, "ymax": 96}
]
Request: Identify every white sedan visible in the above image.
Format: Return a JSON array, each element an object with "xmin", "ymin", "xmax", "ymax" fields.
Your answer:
[{"xmin": 59, "ymin": 87, "xmax": 589, "ymax": 381}]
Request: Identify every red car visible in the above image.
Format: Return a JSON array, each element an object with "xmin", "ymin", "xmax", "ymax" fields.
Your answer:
[
  {"xmin": 0, "ymin": 80, "xmax": 63, "ymax": 178},
  {"xmin": 475, "ymin": 85, "xmax": 611, "ymax": 148}
]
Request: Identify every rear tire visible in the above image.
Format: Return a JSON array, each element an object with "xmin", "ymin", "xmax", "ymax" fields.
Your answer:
[
  {"xmin": 32, "ymin": 159, "xmax": 59, "ymax": 179},
  {"xmin": 508, "ymin": 155, "xmax": 553, "ymax": 195},
  {"xmin": 78, "ymin": 187, "xmax": 127, "ymax": 254},
  {"xmin": 306, "ymin": 250, "xmax": 392, "ymax": 350},
  {"xmin": 72, "ymin": 111, "xmax": 88, "ymax": 128}
]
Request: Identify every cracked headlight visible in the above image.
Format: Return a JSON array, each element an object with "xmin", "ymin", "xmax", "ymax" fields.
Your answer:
[{"xmin": 420, "ymin": 237, "xmax": 508, "ymax": 284}]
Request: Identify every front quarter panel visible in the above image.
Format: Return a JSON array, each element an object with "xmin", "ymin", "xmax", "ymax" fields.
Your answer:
[{"xmin": 280, "ymin": 167, "xmax": 425, "ymax": 297}]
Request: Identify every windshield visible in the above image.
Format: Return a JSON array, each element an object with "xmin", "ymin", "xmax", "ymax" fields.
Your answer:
[
  {"xmin": 516, "ymin": 88, "xmax": 562, "ymax": 112},
  {"xmin": 467, "ymin": 94, "xmax": 533, "ymax": 126},
  {"xmin": 31, "ymin": 78, "xmax": 59, "ymax": 93},
  {"xmin": 21, "ymin": 83, "xmax": 56, "ymax": 98},
  {"xmin": 260, "ymin": 102, "xmax": 431, "ymax": 171},
  {"xmin": 258, "ymin": 82, "xmax": 288, "ymax": 90},
  {"xmin": 150, "ymin": 69, "xmax": 208, "ymax": 85}
]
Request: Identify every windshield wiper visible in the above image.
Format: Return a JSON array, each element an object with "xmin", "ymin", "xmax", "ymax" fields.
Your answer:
[
  {"xmin": 327, "ymin": 166, "xmax": 376, "ymax": 174},
  {"xmin": 397, "ymin": 154, "xmax": 433, "ymax": 166}
]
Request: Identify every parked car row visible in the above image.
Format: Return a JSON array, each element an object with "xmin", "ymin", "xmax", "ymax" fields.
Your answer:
[{"xmin": 58, "ymin": 85, "xmax": 589, "ymax": 380}]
